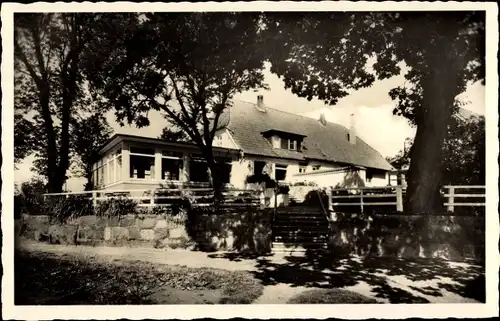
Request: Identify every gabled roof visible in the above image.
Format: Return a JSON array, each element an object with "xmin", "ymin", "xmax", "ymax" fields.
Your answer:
[{"xmin": 216, "ymin": 100, "xmax": 393, "ymax": 171}]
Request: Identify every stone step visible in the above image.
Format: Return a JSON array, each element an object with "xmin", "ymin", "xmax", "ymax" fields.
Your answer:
[
  {"xmin": 273, "ymin": 220, "xmax": 327, "ymax": 225},
  {"xmin": 273, "ymin": 230, "xmax": 329, "ymax": 235},
  {"xmin": 273, "ymin": 226, "xmax": 329, "ymax": 230},
  {"xmin": 274, "ymin": 214, "xmax": 327, "ymax": 219},
  {"xmin": 274, "ymin": 216, "xmax": 327, "ymax": 221},
  {"xmin": 272, "ymin": 242, "xmax": 329, "ymax": 251},
  {"xmin": 273, "ymin": 236, "xmax": 328, "ymax": 244}
]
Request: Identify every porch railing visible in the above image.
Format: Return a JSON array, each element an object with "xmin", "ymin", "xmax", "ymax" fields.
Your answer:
[
  {"xmin": 43, "ymin": 187, "xmax": 264, "ymax": 208},
  {"xmin": 326, "ymin": 185, "xmax": 485, "ymax": 214}
]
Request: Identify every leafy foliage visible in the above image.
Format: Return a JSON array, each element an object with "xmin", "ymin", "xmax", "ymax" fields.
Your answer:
[
  {"xmin": 262, "ymin": 12, "xmax": 485, "ymax": 213},
  {"xmin": 160, "ymin": 125, "xmax": 191, "ymax": 142},
  {"xmin": 88, "ymin": 12, "xmax": 268, "ymax": 199},
  {"xmin": 387, "ymin": 113, "xmax": 485, "ymax": 185},
  {"xmin": 70, "ymin": 113, "xmax": 112, "ymax": 190},
  {"xmin": 14, "ymin": 13, "xmax": 137, "ymax": 192},
  {"xmin": 94, "ymin": 198, "xmax": 138, "ymax": 217},
  {"xmin": 14, "ymin": 178, "xmax": 47, "ymax": 216},
  {"xmin": 45, "ymin": 195, "xmax": 94, "ymax": 223}
]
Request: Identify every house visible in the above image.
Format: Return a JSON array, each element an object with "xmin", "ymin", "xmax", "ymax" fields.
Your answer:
[{"xmin": 92, "ymin": 96, "xmax": 393, "ymax": 191}]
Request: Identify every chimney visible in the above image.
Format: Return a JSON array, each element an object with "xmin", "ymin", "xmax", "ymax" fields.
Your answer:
[
  {"xmin": 319, "ymin": 113, "xmax": 327, "ymax": 126},
  {"xmin": 348, "ymin": 113, "xmax": 356, "ymax": 145},
  {"xmin": 256, "ymin": 95, "xmax": 266, "ymax": 112}
]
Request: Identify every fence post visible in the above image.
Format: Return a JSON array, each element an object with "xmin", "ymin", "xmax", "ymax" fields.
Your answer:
[
  {"xmin": 396, "ymin": 186, "xmax": 403, "ymax": 212},
  {"xmin": 92, "ymin": 191, "xmax": 97, "ymax": 207},
  {"xmin": 447, "ymin": 186, "xmax": 455, "ymax": 212},
  {"xmin": 259, "ymin": 188, "xmax": 265, "ymax": 209},
  {"xmin": 150, "ymin": 191, "xmax": 155, "ymax": 207},
  {"xmin": 328, "ymin": 186, "xmax": 333, "ymax": 212},
  {"xmin": 360, "ymin": 188, "xmax": 364, "ymax": 213}
]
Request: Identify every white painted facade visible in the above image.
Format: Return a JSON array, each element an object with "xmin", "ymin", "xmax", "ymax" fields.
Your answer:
[{"xmin": 95, "ymin": 130, "xmax": 391, "ymax": 193}]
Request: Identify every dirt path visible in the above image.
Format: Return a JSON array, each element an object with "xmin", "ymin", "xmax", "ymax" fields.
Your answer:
[{"xmin": 18, "ymin": 240, "xmax": 483, "ymax": 304}]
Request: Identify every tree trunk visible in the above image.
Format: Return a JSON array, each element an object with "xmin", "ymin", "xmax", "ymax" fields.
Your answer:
[
  {"xmin": 209, "ymin": 163, "xmax": 224, "ymax": 204},
  {"xmin": 84, "ymin": 167, "xmax": 94, "ymax": 191},
  {"xmin": 202, "ymin": 146, "xmax": 224, "ymax": 204},
  {"xmin": 39, "ymin": 86, "xmax": 62, "ymax": 193},
  {"xmin": 404, "ymin": 67, "xmax": 459, "ymax": 214}
]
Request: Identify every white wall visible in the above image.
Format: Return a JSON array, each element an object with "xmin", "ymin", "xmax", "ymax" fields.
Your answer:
[
  {"xmin": 213, "ymin": 129, "xmax": 239, "ymax": 149},
  {"xmin": 227, "ymin": 155, "xmax": 390, "ymax": 189}
]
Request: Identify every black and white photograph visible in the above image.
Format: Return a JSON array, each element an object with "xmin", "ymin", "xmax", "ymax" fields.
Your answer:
[{"xmin": 1, "ymin": 1, "xmax": 498, "ymax": 319}]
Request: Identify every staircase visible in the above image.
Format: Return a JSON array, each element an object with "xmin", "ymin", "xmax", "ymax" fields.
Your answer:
[{"xmin": 272, "ymin": 206, "xmax": 331, "ymax": 253}]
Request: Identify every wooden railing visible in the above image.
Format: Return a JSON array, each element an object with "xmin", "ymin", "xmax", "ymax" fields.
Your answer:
[
  {"xmin": 43, "ymin": 187, "xmax": 263, "ymax": 208},
  {"xmin": 326, "ymin": 185, "xmax": 485, "ymax": 214},
  {"xmin": 443, "ymin": 185, "xmax": 486, "ymax": 212}
]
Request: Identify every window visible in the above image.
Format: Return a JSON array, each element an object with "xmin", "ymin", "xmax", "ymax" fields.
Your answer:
[
  {"xmin": 280, "ymin": 138, "xmax": 288, "ymax": 150},
  {"xmin": 366, "ymin": 168, "xmax": 386, "ymax": 183},
  {"xmin": 279, "ymin": 137, "xmax": 298, "ymax": 151},
  {"xmin": 115, "ymin": 155, "xmax": 122, "ymax": 181},
  {"xmin": 275, "ymin": 164, "xmax": 287, "ymax": 181},
  {"xmin": 312, "ymin": 165, "xmax": 321, "ymax": 171},
  {"xmin": 130, "ymin": 147, "xmax": 155, "ymax": 155},
  {"xmin": 219, "ymin": 162, "xmax": 232, "ymax": 184},
  {"xmin": 254, "ymin": 161, "xmax": 266, "ymax": 175},
  {"xmin": 130, "ymin": 155, "xmax": 155, "ymax": 179},
  {"xmin": 130, "ymin": 146, "xmax": 156, "ymax": 179},
  {"xmin": 92, "ymin": 169, "xmax": 97, "ymax": 187},
  {"xmin": 189, "ymin": 154, "xmax": 209, "ymax": 182},
  {"xmin": 299, "ymin": 166, "xmax": 307, "ymax": 174},
  {"xmin": 161, "ymin": 150, "xmax": 183, "ymax": 181},
  {"xmin": 366, "ymin": 170, "xmax": 373, "ymax": 182},
  {"xmin": 214, "ymin": 134, "xmax": 223, "ymax": 147},
  {"xmin": 162, "ymin": 151, "xmax": 183, "ymax": 158},
  {"xmin": 161, "ymin": 158, "xmax": 181, "ymax": 180}
]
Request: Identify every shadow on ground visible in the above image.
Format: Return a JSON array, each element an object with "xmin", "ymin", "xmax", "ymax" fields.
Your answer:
[{"xmin": 208, "ymin": 251, "xmax": 485, "ymax": 303}]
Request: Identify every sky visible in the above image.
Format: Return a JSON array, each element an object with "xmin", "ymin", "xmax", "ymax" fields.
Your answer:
[{"xmin": 14, "ymin": 65, "xmax": 485, "ymax": 192}]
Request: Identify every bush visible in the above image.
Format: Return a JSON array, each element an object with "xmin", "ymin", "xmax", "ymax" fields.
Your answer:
[
  {"xmin": 245, "ymin": 173, "xmax": 276, "ymax": 188},
  {"xmin": 276, "ymin": 184, "xmax": 290, "ymax": 194},
  {"xmin": 95, "ymin": 198, "xmax": 138, "ymax": 217},
  {"xmin": 45, "ymin": 195, "xmax": 94, "ymax": 223},
  {"xmin": 15, "ymin": 178, "xmax": 47, "ymax": 216},
  {"xmin": 287, "ymin": 289, "xmax": 378, "ymax": 304}
]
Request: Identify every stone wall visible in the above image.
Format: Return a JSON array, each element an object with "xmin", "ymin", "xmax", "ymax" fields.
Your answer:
[
  {"xmin": 328, "ymin": 212, "xmax": 485, "ymax": 262},
  {"xmin": 18, "ymin": 207, "xmax": 273, "ymax": 254},
  {"xmin": 187, "ymin": 208, "xmax": 273, "ymax": 253},
  {"xmin": 19, "ymin": 213, "xmax": 191, "ymax": 249}
]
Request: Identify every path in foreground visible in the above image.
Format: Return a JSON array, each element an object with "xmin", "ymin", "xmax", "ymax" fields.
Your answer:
[{"xmin": 17, "ymin": 240, "xmax": 484, "ymax": 304}]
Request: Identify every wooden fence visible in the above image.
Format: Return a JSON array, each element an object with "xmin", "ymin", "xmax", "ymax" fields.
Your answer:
[
  {"xmin": 43, "ymin": 187, "xmax": 263, "ymax": 208},
  {"xmin": 327, "ymin": 185, "xmax": 485, "ymax": 214}
]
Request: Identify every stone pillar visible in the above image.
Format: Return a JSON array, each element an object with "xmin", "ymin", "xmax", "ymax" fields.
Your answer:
[
  {"xmin": 154, "ymin": 148, "xmax": 162, "ymax": 181},
  {"xmin": 122, "ymin": 142, "xmax": 130, "ymax": 181}
]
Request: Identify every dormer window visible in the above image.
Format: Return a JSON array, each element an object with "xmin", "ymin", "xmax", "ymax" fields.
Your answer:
[
  {"xmin": 261, "ymin": 129, "xmax": 306, "ymax": 152},
  {"xmin": 280, "ymin": 138, "xmax": 298, "ymax": 151}
]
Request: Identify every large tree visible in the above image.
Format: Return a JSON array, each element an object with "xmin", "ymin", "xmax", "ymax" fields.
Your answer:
[
  {"xmin": 262, "ymin": 11, "xmax": 485, "ymax": 213},
  {"xmin": 88, "ymin": 13, "xmax": 268, "ymax": 200},
  {"xmin": 14, "ymin": 13, "xmax": 137, "ymax": 192}
]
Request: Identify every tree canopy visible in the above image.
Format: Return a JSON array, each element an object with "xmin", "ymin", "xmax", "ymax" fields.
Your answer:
[
  {"xmin": 70, "ymin": 113, "xmax": 113, "ymax": 190},
  {"xmin": 14, "ymin": 13, "xmax": 137, "ymax": 192},
  {"xmin": 387, "ymin": 111, "xmax": 485, "ymax": 185},
  {"xmin": 87, "ymin": 12, "xmax": 268, "ymax": 198},
  {"xmin": 262, "ymin": 11, "xmax": 485, "ymax": 213}
]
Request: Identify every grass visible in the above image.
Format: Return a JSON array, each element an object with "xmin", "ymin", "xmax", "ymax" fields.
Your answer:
[
  {"xmin": 287, "ymin": 289, "xmax": 378, "ymax": 304},
  {"xmin": 15, "ymin": 250, "xmax": 263, "ymax": 304}
]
